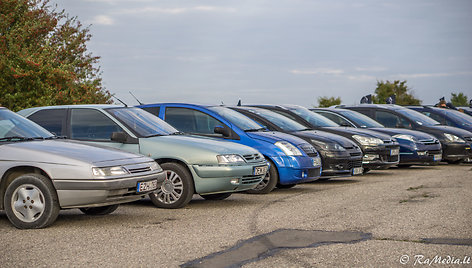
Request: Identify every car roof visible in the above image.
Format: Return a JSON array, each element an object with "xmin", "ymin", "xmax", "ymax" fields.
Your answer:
[{"xmin": 337, "ymin": 104, "xmax": 406, "ymax": 110}]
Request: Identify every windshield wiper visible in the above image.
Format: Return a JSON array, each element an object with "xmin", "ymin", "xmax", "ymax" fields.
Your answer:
[
  {"xmin": 0, "ymin": 136, "xmax": 46, "ymax": 142},
  {"xmin": 170, "ymin": 131, "xmax": 185, "ymax": 135},
  {"xmin": 244, "ymin": 128, "xmax": 267, "ymax": 132}
]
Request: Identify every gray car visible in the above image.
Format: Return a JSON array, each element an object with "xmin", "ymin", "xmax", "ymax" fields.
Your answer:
[{"xmin": 0, "ymin": 107, "xmax": 165, "ymax": 229}]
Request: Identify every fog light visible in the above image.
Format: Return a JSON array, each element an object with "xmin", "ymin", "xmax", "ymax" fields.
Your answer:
[
  {"xmin": 417, "ymin": 151, "xmax": 427, "ymax": 156},
  {"xmin": 363, "ymin": 154, "xmax": 377, "ymax": 161},
  {"xmin": 230, "ymin": 178, "xmax": 240, "ymax": 185},
  {"xmin": 301, "ymin": 171, "xmax": 307, "ymax": 178}
]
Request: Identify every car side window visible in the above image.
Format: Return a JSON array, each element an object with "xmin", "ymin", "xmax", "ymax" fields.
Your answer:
[
  {"xmin": 375, "ymin": 111, "xmax": 411, "ymax": 128},
  {"xmin": 70, "ymin": 109, "xmax": 122, "ymax": 140},
  {"xmin": 141, "ymin": 106, "xmax": 160, "ymax": 117},
  {"xmin": 165, "ymin": 107, "xmax": 225, "ymax": 135},
  {"xmin": 27, "ymin": 109, "xmax": 67, "ymax": 136},
  {"xmin": 421, "ymin": 111, "xmax": 444, "ymax": 124}
]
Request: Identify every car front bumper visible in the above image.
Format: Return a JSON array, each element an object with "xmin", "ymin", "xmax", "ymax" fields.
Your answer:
[
  {"xmin": 441, "ymin": 142, "xmax": 471, "ymax": 162},
  {"xmin": 361, "ymin": 145, "xmax": 400, "ymax": 169},
  {"xmin": 53, "ymin": 171, "xmax": 166, "ymax": 208},
  {"xmin": 399, "ymin": 141, "xmax": 443, "ymax": 165}
]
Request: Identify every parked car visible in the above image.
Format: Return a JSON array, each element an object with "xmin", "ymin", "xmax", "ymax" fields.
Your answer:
[
  {"xmin": 137, "ymin": 103, "xmax": 322, "ymax": 192},
  {"xmin": 247, "ymin": 104, "xmax": 400, "ymax": 172},
  {"xmin": 339, "ymin": 104, "xmax": 472, "ymax": 163},
  {"xmin": 457, "ymin": 106, "xmax": 472, "ymax": 117},
  {"xmin": 311, "ymin": 108, "xmax": 442, "ymax": 166},
  {"xmin": 225, "ymin": 106, "xmax": 364, "ymax": 177},
  {"xmin": 19, "ymin": 105, "xmax": 267, "ymax": 208},
  {"xmin": 1, "ymin": 107, "xmax": 165, "ymax": 229},
  {"xmin": 407, "ymin": 106, "xmax": 472, "ymax": 132}
]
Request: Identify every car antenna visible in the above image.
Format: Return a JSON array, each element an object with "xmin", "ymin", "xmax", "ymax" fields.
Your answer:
[
  {"xmin": 237, "ymin": 99, "xmax": 241, "ymax": 106},
  {"xmin": 129, "ymin": 91, "xmax": 143, "ymax": 105},
  {"xmin": 113, "ymin": 95, "xmax": 128, "ymax": 107}
]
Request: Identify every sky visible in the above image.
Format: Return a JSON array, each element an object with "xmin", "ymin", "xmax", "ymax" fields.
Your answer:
[{"xmin": 50, "ymin": 0, "xmax": 472, "ymax": 107}]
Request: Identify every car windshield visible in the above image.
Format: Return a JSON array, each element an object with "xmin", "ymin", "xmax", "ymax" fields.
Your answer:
[
  {"xmin": 443, "ymin": 109, "xmax": 472, "ymax": 126},
  {"xmin": 246, "ymin": 108, "xmax": 308, "ymax": 131},
  {"xmin": 208, "ymin": 106, "xmax": 264, "ymax": 131},
  {"xmin": 396, "ymin": 108, "xmax": 440, "ymax": 126},
  {"xmin": 106, "ymin": 107, "xmax": 178, "ymax": 137},
  {"xmin": 338, "ymin": 110, "xmax": 385, "ymax": 128},
  {"xmin": 287, "ymin": 106, "xmax": 339, "ymax": 127},
  {"xmin": 0, "ymin": 108, "xmax": 54, "ymax": 140}
]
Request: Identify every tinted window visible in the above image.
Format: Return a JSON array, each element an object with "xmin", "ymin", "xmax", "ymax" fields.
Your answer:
[
  {"xmin": 243, "ymin": 108, "xmax": 307, "ymax": 131},
  {"xmin": 337, "ymin": 110, "xmax": 384, "ymax": 128},
  {"xmin": 286, "ymin": 106, "xmax": 339, "ymax": 127},
  {"xmin": 421, "ymin": 111, "xmax": 444, "ymax": 124},
  {"xmin": 141, "ymin": 106, "xmax": 160, "ymax": 116},
  {"xmin": 70, "ymin": 109, "xmax": 122, "ymax": 140},
  {"xmin": 208, "ymin": 106, "xmax": 263, "ymax": 131},
  {"xmin": 396, "ymin": 109, "xmax": 439, "ymax": 126},
  {"xmin": 28, "ymin": 109, "xmax": 66, "ymax": 136},
  {"xmin": 375, "ymin": 111, "xmax": 411, "ymax": 128},
  {"xmin": 317, "ymin": 111, "xmax": 353, "ymax": 127},
  {"xmin": 165, "ymin": 107, "xmax": 224, "ymax": 134}
]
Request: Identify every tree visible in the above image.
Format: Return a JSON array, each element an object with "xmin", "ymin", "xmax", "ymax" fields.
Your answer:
[
  {"xmin": 0, "ymin": 0, "xmax": 112, "ymax": 111},
  {"xmin": 372, "ymin": 80, "xmax": 421, "ymax": 105},
  {"xmin": 316, "ymin": 96, "xmax": 341, "ymax": 108},
  {"xmin": 450, "ymin": 92, "xmax": 468, "ymax": 107}
]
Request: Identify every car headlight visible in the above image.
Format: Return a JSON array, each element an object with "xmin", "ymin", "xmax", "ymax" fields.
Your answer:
[
  {"xmin": 311, "ymin": 140, "xmax": 346, "ymax": 152},
  {"xmin": 217, "ymin": 154, "xmax": 246, "ymax": 164},
  {"xmin": 352, "ymin": 135, "xmax": 384, "ymax": 146},
  {"xmin": 92, "ymin": 166, "xmax": 129, "ymax": 177},
  {"xmin": 312, "ymin": 156, "xmax": 322, "ymax": 167},
  {"xmin": 444, "ymin": 133, "xmax": 465, "ymax": 143},
  {"xmin": 275, "ymin": 141, "xmax": 303, "ymax": 156},
  {"xmin": 150, "ymin": 161, "xmax": 163, "ymax": 172},
  {"xmin": 393, "ymin": 134, "xmax": 417, "ymax": 142}
]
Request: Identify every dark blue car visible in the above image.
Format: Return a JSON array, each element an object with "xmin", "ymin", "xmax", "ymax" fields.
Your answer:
[
  {"xmin": 311, "ymin": 108, "xmax": 442, "ymax": 166},
  {"xmin": 138, "ymin": 103, "xmax": 322, "ymax": 193},
  {"xmin": 408, "ymin": 106, "xmax": 472, "ymax": 132}
]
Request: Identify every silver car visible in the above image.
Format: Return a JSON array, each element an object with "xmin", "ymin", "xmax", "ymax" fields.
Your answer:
[{"xmin": 0, "ymin": 107, "xmax": 166, "ymax": 229}]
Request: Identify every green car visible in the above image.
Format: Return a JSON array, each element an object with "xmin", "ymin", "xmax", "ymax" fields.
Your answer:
[{"xmin": 19, "ymin": 105, "xmax": 268, "ymax": 209}]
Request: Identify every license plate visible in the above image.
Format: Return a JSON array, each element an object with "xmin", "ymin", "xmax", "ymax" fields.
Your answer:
[
  {"xmin": 352, "ymin": 167, "xmax": 363, "ymax": 175},
  {"xmin": 254, "ymin": 166, "xmax": 268, "ymax": 176},
  {"xmin": 433, "ymin": 154, "xmax": 441, "ymax": 161},
  {"xmin": 390, "ymin": 148, "xmax": 399, "ymax": 156},
  {"xmin": 137, "ymin": 180, "xmax": 158, "ymax": 193}
]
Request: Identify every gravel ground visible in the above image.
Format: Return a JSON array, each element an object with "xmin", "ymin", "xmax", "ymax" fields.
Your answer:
[{"xmin": 1, "ymin": 164, "xmax": 471, "ymax": 267}]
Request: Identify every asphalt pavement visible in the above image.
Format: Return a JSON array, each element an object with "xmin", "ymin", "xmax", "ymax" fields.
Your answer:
[{"xmin": 1, "ymin": 164, "xmax": 471, "ymax": 267}]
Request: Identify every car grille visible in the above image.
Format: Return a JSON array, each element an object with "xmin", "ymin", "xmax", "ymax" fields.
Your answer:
[
  {"xmin": 381, "ymin": 154, "xmax": 399, "ymax": 163},
  {"xmin": 350, "ymin": 152, "xmax": 362, "ymax": 157},
  {"xmin": 382, "ymin": 139, "xmax": 395, "ymax": 144},
  {"xmin": 307, "ymin": 167, "xmax": 321, "ymax": 177},
  {"xmin": 300, "ymin": 144, "xmax": 318, "ymax": 157},
  {"xmin": 242, "ymin": 175, "xmax": 263, "ymax": 184},
  {"xmin": 243, "ymin": 154, "xmax": 264, "ymax": 163},
  {"xmin": 419, "ymin": 139, "xmax": 440, "ymax": 145},
  {"xmin": 427, "ymin": 150, "xmax": 442, "ymax": 156},
  {"xmin": 124, "ymin": 163, "xmax": 153, "ymax": 174},
  {"xmin": 348, "ymin": 159, "xmax": 363, "ymax": 169}
]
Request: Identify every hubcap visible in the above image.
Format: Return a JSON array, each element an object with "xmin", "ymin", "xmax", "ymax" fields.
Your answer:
[
  {"xmin": 254, "ymin": 168, "xmax": 270, "ymax": 191},
  {"xmin": 153, "ymin": 170, "xmax": 183, "ymax": 204},
  {"xmin": 11, "ymin": 184, "xmax": 45, "ymax": 223}
]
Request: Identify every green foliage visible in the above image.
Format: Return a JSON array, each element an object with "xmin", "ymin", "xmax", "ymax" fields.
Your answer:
[
  {"xmin": 316, "ymin": 96, "xmax": 341, "ymax": 108},
  {"xmin": 372, "ymin": 80, "xmax": 421, "ymax": 105},
  {"xmin": 450, "ymin": 92, "xmax": 468, "ymax": 107},
  {"xmin": 0, "ymin": 0, "xmax": 112, "ymax": 111}
]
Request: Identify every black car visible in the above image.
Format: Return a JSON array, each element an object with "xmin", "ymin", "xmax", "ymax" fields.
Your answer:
[
  {"xmin": 229, "ymin": 106, "xmax": 364, "ymax": 178},
  {"xmin": 246, "ymin": 105, "xmax": 400, "ymax": 172},
  {"xmin": 407, "ymin": 106, "xmax": 472, "ymax": 133},
  {"xmin": 311, "ymin": 107, "xmax": 443, "ymax": 166},
  {"xmin": 339, "ymin": 104, "xmax": 472, "ymax": 163}
]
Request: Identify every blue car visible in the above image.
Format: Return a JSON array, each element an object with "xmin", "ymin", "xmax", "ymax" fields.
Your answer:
[
  {"xmin": 138, "ymin": 103, "xmax": 322, "ymax": 193},
  {"xmin": 408, "ymin": 106, "xmax": 472, "ymax": 132},
  {"xmin": 311, "ymin": 108, "xmax": 443, "ymax": 166}
]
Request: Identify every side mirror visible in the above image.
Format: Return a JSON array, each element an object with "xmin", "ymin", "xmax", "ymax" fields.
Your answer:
[
  {"xmin": 111, "ymin": 131, "xmax": 128, "ymax": 143},
  {"xmin": 214, "ymin": 126, "xmax": 230, "ymax": 137}
]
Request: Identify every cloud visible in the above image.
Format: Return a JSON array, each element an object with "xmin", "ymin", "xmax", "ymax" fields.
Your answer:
[
  {"xmin": 116, "ymin": 6, "xmax": 237, "ymax": 15},
  {"xmin": 354, "ymin": 66, "xmax": 387, "ymax": 72},
  {"xmin": 392, "ymin": 71, "xmax": 472, "ymax": 79},
  {"xmin": 290, "ymin": 68, "xmax": 344, "ymax": 75},
  {"xmin": 89, "ymin": 15, "xmax": 115, "ymax": 25},
  {"xmin": 346, "ymin": 75, "xmax": 376, "ymax": 81}
]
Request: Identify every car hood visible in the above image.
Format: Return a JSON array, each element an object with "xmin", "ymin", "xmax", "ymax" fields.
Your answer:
[
  {"xmin": 0, "ymin": 140, "xmax": 146, "ymax": 166},
  {"xmin": 139, "ymin": 135, "xmax": 261, "ymax": 165},
  {"xmin": 426, "ymin": 125, "xmax": 472, "ymax": 138},
  {"xmin": 371, "ymin": 128, "xmax": 437, "ymax": 141},
  {"xmin": 323, "ymin": 126, "xmax": 394, "ymax": 141},
  {"xmin": 246, "ymin": 131, "xmax": 308, "ymax": 147},
  {"xmin": 293, "ymin": 130, "xmax": 357, "ymax": 147}
]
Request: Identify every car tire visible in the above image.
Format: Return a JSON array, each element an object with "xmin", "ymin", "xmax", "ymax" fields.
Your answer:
[
  {"xmin": 246, "ymin": 158, "xmax": 278, "ymax": 194},
  {"xmin": 199, "ymin": 193, "xmax": 232, "ymax": 200},
  {"xmin": 4, "ymin": 173, "xmax": 60, "ymax": 229},
  {"xmin": 149, "ymin": 162, "xmax": 194, "ymax": 209},
  {"xmin": 79, "ymin": 205, "xmax": 119, "ymax": 215},
  {"xmin": 277, "ymin": 183, "xmax": 296, "ymax": 189}
]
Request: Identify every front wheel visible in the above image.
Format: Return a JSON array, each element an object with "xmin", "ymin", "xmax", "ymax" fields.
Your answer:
[
  {"xmin": 4, "ymin": 174, "xmax": 60, "ymax": 229},
  {"xmin": 200, "ymin": 193, "xmax": 232, "ymax": 200},
  {"xmin": 79, "ymin": 205, "xmax": 119, "ymax": 215},
  {"xmin": 149, "ymin": 162, "xmax": 194, "ymax": 209},
  {"xmin": 247, "ymin": 158, "xmax": 278, "ymax": 194}
]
